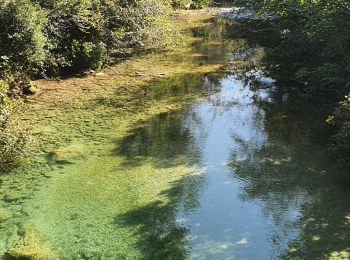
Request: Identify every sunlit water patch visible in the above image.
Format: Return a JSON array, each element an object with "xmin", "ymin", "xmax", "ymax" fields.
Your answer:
[{"xmin": 159, "ymin": 75, "xmax": 300, "ymax": 259}]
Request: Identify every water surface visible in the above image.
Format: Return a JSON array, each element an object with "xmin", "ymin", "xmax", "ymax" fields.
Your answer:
[{"xmin": 1, "ymin": 17, "xmax": 350, "ymax": 259}]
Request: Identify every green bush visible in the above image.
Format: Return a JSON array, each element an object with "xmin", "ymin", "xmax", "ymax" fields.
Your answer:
[
  {"xmin": 329, "ymin": 95, "xmax": 350, "ymax": 166},
  {"xmin": 171, "ymin": 0, "xmax": 212, "ymax": 9},
  {"xmin": 0, "ymin": 0, "xmax": 47, "ymax": 78},
  {"xmin": 0, "ymin": 0, "xmax": 177, "ymax": 77},
  {"xmin": 0, "ymin": 80, "xmax": 36, "ymax": 172},
  {"xmin": 191, "ymin": 0, "xmax": 212, "ymax": 9}
]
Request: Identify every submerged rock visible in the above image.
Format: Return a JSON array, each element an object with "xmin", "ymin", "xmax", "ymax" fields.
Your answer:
[
  {"xmin": 4, "ymin": 246, "xmax": 55, "ymax": 260},
  {"xmin": 22, "ymin": 82, "xmax": 39, "ymax": 95},
  {"xmin": 47, "ymin": 143, "xmax": 88, "ymax": 164},
  {"xmin": 4, "ymin": 225, "xmax": 57, "ymax": 260},
  {"xmin": 0, "ymin": 208, "xmax": 12, "ymax": 223},
  {"xmin": 3, "ymin": 191, "xmax": 25, "ymax": 202}
]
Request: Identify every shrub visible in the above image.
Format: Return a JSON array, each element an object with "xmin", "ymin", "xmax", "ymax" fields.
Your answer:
[
  {"xmin": 0, "ymin": 0, "xmax": 47, "ymax": 78},
  {"xmin": 172, "ymin": 0, "xmax": 191, "ymax": 9},
  {"xmin": 0, "ymin": 80, "xmax": 36, "ymax": 172},
  {"xmin": 191, "ymin": 0, "xmax": 212, "ymax": 9},
  {"xmin": 0, "ymin": 0, "xmax": 177, "ymax": 77},
  {"xmin": 329, "ymin": 95, "xmax": 350, "ymax": 166}
]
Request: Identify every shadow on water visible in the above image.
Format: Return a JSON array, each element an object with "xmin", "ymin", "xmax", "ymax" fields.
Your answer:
[
  {"xmin": 114, "ymin": 173, "xmax": 206, "ymax": 259},
  {"xmin": 114, "ymin": 110, "xmax": 204, "ymax": 168},
  {"xmin": 108, "ymin": 77, "xmax": 216, "ymax": 259},
  {"xmin": 3, "ymin": 15, "xmax": 347, "ymax": 259},
  {"xmin": 227, "ymin": 83, "xmax": 350, "ymax": 258}
]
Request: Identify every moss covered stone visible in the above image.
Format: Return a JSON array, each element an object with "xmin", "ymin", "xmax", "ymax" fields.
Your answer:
[
  {"xmin": 48, "ymin": 143, "xmax": 88, "ymax": 164},
  {"xmin": 3, "ymin": 191, "xmax": 25, "ymax": 202},
  {"xmin": 0, "ymin": 208, "xmax": 12, "ymax": 223}
]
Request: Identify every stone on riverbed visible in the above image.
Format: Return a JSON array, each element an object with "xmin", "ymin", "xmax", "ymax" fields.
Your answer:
[
  {"xmin": 3, "ymin": 191, "xmax": 25, "ymax": 202},
  {"xmin": 48, "ymin": 143, "xmax": 88, "ymax": 164},
  {"xmin": 5, "ymin": 225, "xmax": 57, "ymax": 259},
  {"xmin": 22, "ymin": 82, "xmax": 39, "ymax": 95},
  {"xmin": 0, "ymin": 208, "xmax": 12, "ymax": 223}
]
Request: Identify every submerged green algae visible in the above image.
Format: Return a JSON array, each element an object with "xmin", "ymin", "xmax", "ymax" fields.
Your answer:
[
  {"xmin": 1, "ymin": 13, "xmax": 350, "ymax": 259},
  {"xmin": 0, "ymin": 13, "xmax": 233, "ymax": 258}
]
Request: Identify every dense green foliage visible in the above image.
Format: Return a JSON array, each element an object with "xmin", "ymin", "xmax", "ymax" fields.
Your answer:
[
  {"xmin": 0, "ymin": 0, "xmax": 182, "ymax": 170},
  {"xmin": 0, "ymin": 0, "xmax": 178, "ymax": 79},
  {"xmin": 230, "ymin": 0, "xmax": 350, "ymax": 166},
  {"xmin": 172, "ymin": 0, "xmax": 212, "ymax": 9},
  {"xmin": 0, "ymin": 0, "xmax": 216, "ymax": 79},
  {"xmin": 0, "ymin": 1, "xmax": 47, "ymax": 80},
  {"xmin": 0, "ymin": 80, "xmax": 35, "ymax": 171},
  {"xmin": 0, "ymin": 0, "xmax": 218, "ymax": 170},
  {"xmin": 234, "ymin": 0, "xmax": 350, "ymax": 98},
  {"xmin": 329, "ymin": 96, "xmax": 350, "ymax": 165}
]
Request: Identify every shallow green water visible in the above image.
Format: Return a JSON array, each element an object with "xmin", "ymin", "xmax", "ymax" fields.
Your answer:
[{"xmin": 1, "ymin": 18, "xmax": 350, "ymax": 259}]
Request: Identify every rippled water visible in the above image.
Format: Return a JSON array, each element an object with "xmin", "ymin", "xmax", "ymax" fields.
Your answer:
[{"xmin": 1, "ymin": 17, "xmax": 350, "ymax": 259}]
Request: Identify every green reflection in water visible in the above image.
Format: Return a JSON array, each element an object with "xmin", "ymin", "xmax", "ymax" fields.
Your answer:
[
  {"xmin": 0, "ymin": 17, "xmax": 231, "ymax": 258},
  {"xmin": 0, "ymin": 15, "xmax": 349, "ymax": 260}
]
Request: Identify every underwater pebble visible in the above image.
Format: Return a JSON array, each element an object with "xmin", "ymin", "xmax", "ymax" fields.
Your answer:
[
  {"xmin": 0, "ymin": 208, "xmax": 12, "ymax": 223},
  {"xmin": 135, "ymin": 71, "xmax": 146, "ymax": 77},
  {"xmin": 3, "ymin": 191, "xmax": 25, "ymax": 202}
]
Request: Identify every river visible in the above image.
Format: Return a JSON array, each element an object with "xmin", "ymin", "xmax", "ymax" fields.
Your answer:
[{"xmin": 0, "ymin": 15, "xmax": 349, "ymax": 259}]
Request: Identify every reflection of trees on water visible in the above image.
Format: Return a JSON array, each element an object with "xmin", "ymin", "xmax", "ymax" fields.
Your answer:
[
  {"xmin": 110, "ymin": 15, "xmax": 350, "ymax": 258},
  {"xmin": 110, "ymin": 18, "xmax": 242, "ymax": 259},
  {"xmin": 227, "ymin": 91, "xmax": 350, "ymax": 258},
  {"xmin": 112, "ymin": 76, "xmax": 224, "ymax": 259},
  {"xmin": 191, "ymin": 18, "xmax": 238, "ymax": 64},
  {"xmin": 115, "ymin": 109, "xmax": 204, "ymax": 167},
  {"xmin": 113, "ymin": 108, "xmax": 207, "ymax": 259}
]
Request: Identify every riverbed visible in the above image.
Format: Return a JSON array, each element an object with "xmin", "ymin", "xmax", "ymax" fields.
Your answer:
[{"xmin": 0, "ymin": 11, "xmax": 349, "ymax": 259}]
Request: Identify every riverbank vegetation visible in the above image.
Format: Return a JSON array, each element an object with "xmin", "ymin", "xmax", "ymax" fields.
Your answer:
[
  {"xmin": 0, "ymin": 0, "xmax": 218, "ymax": 171},
  {"xmin": 0, "ymin": 80, "xmax": 36, "ymax": 171},
  {"xmin": 229, "ymin": 0, "xmax": 350, "ymax": 166},
  {"xmin": 1, "ymin": 0, "xmax": 350, "ymax": 169}
]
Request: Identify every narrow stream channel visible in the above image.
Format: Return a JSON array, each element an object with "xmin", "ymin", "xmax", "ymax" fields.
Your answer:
[{"xmin": 1, "ymin": 17, "xmax": 350, "ymax": 259}]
